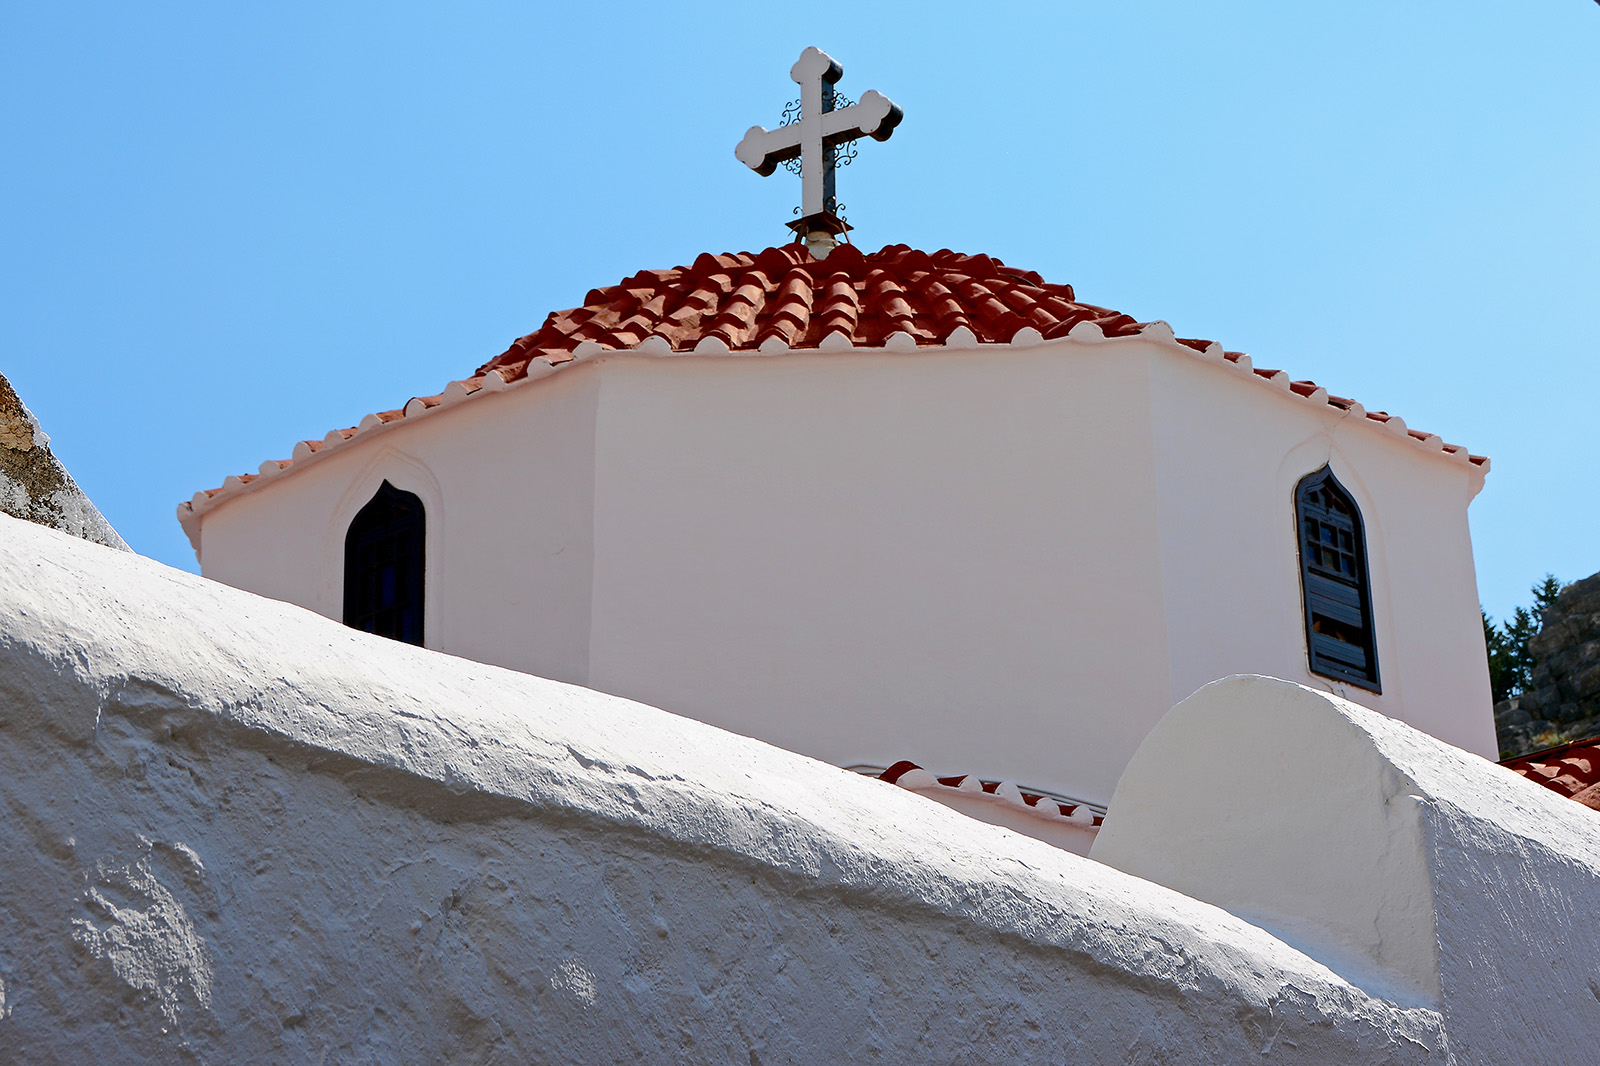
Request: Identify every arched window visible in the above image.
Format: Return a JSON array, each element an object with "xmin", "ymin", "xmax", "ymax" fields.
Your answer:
[
  {"xmin": 344, "ymin": 481, "xmax": 425, "ymax": 646},
  {"xmin": 1296, "ymin": 468, "xmax": 1379, "ymax": 691}
]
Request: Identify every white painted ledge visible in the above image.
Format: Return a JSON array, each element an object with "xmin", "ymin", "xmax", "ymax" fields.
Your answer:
[{"xmin": 0, "ymin": 515, "xmax": 1442, "ymax": 1063}]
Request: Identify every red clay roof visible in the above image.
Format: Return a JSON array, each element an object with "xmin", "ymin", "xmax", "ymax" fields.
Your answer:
[
  {"xmin": 178, "ymin": 241, "xmax": 1488, "ymax": 537},
  {"xmin": 1502, "ymin": 737, "xmax": 1600, "ymax": 812},
  {"xmin": 479, "ymin": 243, "xmax": 1152, "ymax": 377}
]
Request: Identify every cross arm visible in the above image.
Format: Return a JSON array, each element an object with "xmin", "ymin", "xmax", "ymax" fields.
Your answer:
[
  {"xmin": 819, "ymin": 89, "xmax": 903, "ymax": 145},
  {"xmin": 735, "ymin": 123, "xmax": 803, "ymax": 176}
]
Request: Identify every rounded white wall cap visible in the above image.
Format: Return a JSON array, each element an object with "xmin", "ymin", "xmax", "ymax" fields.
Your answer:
[
  {"xmin": 894, "ymin": 768, "xmax": 938, "ymax": 790},
  {"xmin": 993, "ymin": 781, "xmax": 1028, "ymax": 807},
  {"xmin": 1139, "ymin": 320, "xmax": 1177, "ymax": 344},
  {"xmin": 1092, "ymin": 675, "xmax": 1443, "ymax": 1004},
  {"xmin": 944, "ymin": 326, "xmax": 979, "ymax": 349}
]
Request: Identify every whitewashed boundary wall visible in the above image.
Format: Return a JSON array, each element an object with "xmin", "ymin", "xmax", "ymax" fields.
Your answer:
[
  {"xmin": 0, "ymin": 515, "xmax": 1439, "ymax": 1064},
  {"xmin": 1095, "ymin": 674, "xmax": 1600, "ymax": 1065}
]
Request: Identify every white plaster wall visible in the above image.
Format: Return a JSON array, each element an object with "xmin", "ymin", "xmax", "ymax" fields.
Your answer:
[
  {"xmin": 1093, "ymin": 673, "xmax": 1600, "ymax": 1063},
  {"xmin": 0, "ymin": 518, "xmax": 1446, "ymax": 1063},
  {"xmin": 586, "ymin": 348, "xmax": 1172, "ymax": 804},
  {"xmin": 199, "ymin": 366, "xmax": 602, "ymax": 688},
  {"xmin": 193, "ymin": 334, "xmax": 1492, "ymax": 806},
  {"xmin": 1147, "ymin": 357, "xmax": 1494, "ymax": 757},
  {"xmin": 1093, "ymin": 676, "xmax": 1444, "ymax": 1005}
]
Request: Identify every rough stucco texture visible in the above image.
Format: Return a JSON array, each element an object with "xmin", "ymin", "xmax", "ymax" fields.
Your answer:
[
  {"xmin": 0, "ymin": 515, "xmax": 1444, "ymax": 1064},
  {"xmin": 0, "ymin": 372, "xmax": 128, "ymax": 550}
]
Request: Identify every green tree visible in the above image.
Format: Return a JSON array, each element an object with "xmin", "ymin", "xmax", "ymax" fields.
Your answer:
[
  {"xmin": 1484, "ymin": 608, "xmax": 1514, "ymax": 703},
  {"xmin": 1503, "ymin": 606, "xmax": 1537, "ymax": 695},
  {"xmin": 1484, "ymin": 573, "xmax": 1564, "ymax": 704},
  {"xmin": 1533, "ymin": 574, "xmax": 1563, "ymax": 616}
]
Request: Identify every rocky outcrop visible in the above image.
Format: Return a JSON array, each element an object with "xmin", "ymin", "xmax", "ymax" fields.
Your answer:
[
  {"xmin": 1495, "ymin": 572, "xmax": 1600, "ymax": 756},
  {"xmin": 0, "ymin": 371, "xmax": 127, "ymax": 550}
]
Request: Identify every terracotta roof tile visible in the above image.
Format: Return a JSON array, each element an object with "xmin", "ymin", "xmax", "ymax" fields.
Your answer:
[
  {"xmin": 476, "ymin": 243, "xmax": 1145, "ymax": 379},
  {"xmin": 1502, "ymin": 737, "xmax": 1600, "ymax": 812},
  {"xmin": 178, "ymin": 241, "xmax": 1489, "ymax": 540},
  {"xmin": 878, "ymin": 760, "xmax": 1104, "ymax": 828}
]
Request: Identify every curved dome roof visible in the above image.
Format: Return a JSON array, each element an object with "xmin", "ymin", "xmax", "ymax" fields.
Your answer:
[{"xmin": 477, "ymin": 242, "xmax": 1180, "ymax": 382}]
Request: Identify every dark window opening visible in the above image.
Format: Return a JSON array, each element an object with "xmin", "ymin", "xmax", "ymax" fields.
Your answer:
[
  {"xmin": 344, "ymin": 481, "xmax": 425, "ymax": 646},
  {"xmin": 1296, "ymin": 468, "xmax": 1379, "ymax": 691}
]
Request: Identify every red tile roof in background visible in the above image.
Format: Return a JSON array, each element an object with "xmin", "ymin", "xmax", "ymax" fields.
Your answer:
[
  {"xmin": 1502, "ymin": 738, "xmax": 1600, "ymax": 811},
  {"xmin": 180, "ymin": 242, "xmax": 1487, "ymax": 522},
  {"xmin": 878, "ymin": 760, "xmax": 1105, "ymax": 827}
]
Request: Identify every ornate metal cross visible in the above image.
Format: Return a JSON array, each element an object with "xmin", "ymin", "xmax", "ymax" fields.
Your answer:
[{"xmin": 736, "ymin": 47, "xmax": 902, "ymax": 255}]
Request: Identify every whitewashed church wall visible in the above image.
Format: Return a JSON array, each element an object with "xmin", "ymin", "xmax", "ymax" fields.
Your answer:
[
  {"xmin": 584, "ymin": 348, "xmax": 1176, "ymax": 805},
  {"xmin": 1145, "ymin": 352, "xmax": 1495, "ymax": 758},
  {"xmin": 0, "ymin": 519, "xmax": 1448, "ymax": 1064},
  {"xmin": 198, "ymin": 367, "xmax": 603, "ymax": 690},
  {"xmin": 195, "ymin": 336, "xmax": 1493, "ymax": 804}
]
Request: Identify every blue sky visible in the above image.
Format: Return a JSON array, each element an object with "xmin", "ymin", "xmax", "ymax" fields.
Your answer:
[{"xmin": 3, "ymin": 1, "xmax": 1596, "ymax": 624}]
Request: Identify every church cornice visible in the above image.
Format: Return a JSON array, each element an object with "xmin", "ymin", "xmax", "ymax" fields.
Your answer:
[{"xmin": 177, "ymin": 243, "xmax": 1487, "ymax": 554}]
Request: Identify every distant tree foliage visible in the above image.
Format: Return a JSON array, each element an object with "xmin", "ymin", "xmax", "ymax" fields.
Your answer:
[{"xmin": 1484, "ymin": 575, "xmax": 1563, "ymax": 704}]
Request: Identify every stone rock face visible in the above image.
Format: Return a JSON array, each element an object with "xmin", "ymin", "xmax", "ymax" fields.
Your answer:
[
  {"xmin": 0, "ymin": 371, "xmax": 128, "ymax": 550},
  {"xmin": 1495, "ymin": 571, "xmax": 1600, "ymax": 755}
]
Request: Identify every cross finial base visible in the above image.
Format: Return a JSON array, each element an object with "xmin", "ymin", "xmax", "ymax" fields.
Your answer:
[
  {"xmin": 787, "ymin": 211, "xmax": 852, "ymax": 259},
  {"xmin": 737, "ymin": 48, "xmax": 900, "ymax": 257}
]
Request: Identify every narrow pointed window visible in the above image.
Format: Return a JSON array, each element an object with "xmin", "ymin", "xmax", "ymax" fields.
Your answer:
[
  {"xmin": 1296, "ymin": 468, "xmax": 1379, "ymax": 691},
  {"xmin": 344, "ymin": 481, "xmax": 425, "ymax": 646}
]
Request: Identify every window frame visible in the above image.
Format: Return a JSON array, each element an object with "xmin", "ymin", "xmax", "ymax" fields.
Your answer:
[
  {"xmin": 1295, "ymin": 467, "xmax": 1380, "ymax": 692},
  {"xmin": 343, "ymin": 480, "xmax": 426, "ymax": 647}
]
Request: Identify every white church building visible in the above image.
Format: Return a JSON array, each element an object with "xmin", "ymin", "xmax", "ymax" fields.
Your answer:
[
  {"xmin": 16, "ymin": 48, "xmax": 1600, "ymax": 1063},
  {"xmin": 178, "ymin": 49, "xmax": 1494, "ymax": 851},
  {"xmin": 178, "ymin": 240, "xmax": 1494, "ymax": 832}
]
